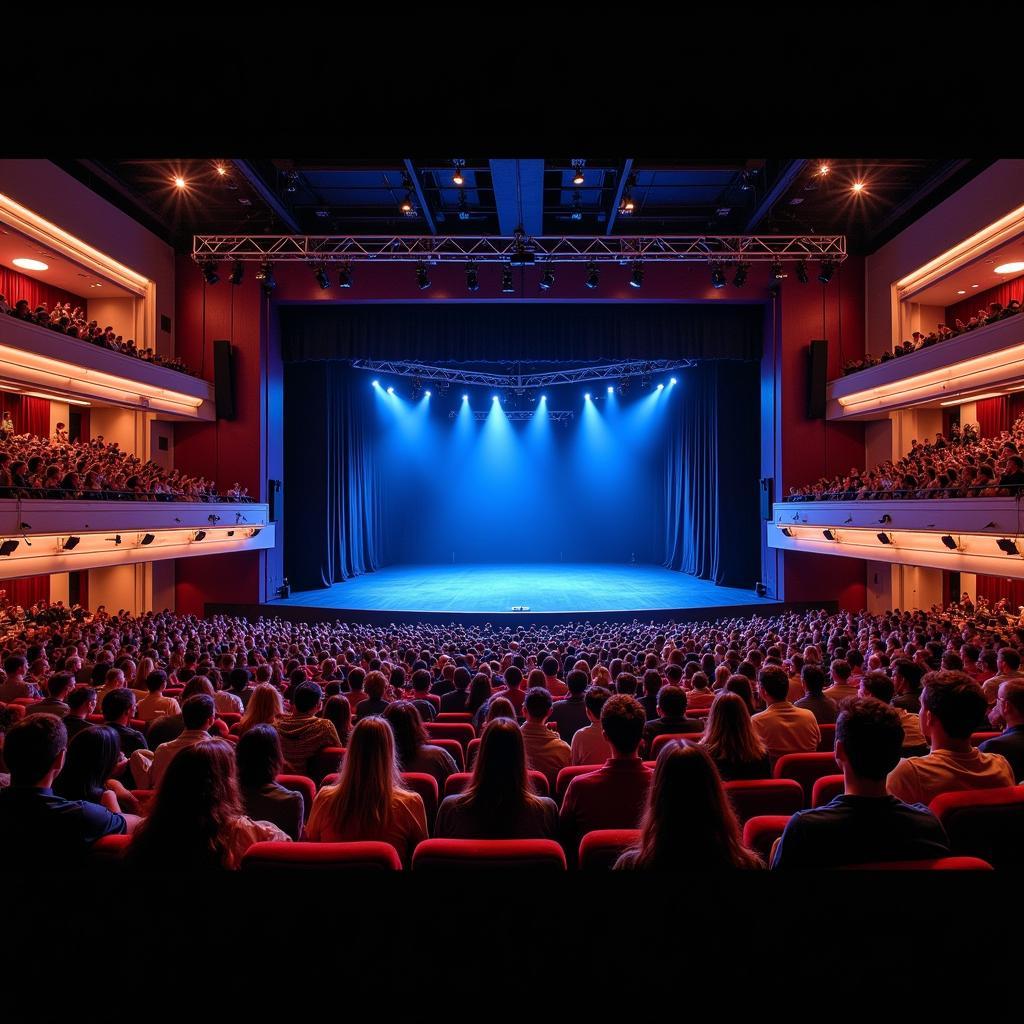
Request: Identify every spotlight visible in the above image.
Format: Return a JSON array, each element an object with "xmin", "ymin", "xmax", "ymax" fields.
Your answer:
[
  {"xmin": 585, "ymin": 262, "xmax": 600, "ymax": 289},
  {"xmin": 250, "ymin": 528, "xmax": 262, "ymax": 538},
  {"xmin": 572, "ymin": 159, "xmax": 586, "ymax": 186},
  {"xmin": 539, "ymin": 268, "xmax": 555, "ymax": 291},
  {"xmin": 465, "ymin": 263, "xmax": 479, "ymax": 292},
  {"xmin": 194, "ymin": 531, "xmax": 207, "ymax": 542},
  {"xmin": 570, "ymin": 190, "xmax": 583, "ymax": 221},
  {"xmin": 822, "ymin": 529, "xmax": 836, "ymax": 541},
  {"xmin": 141, "ymin": 533, "xmax": 155, "ymax": 546},
  {"xmin": 372, "ymin": 380, "xmax": 380, "ymax": 388},
  {"xmin": 228, "ymin": 262, "xmax": 244, "ymax": 286},
  {"xmin": 770, "ymin": 260, "xmax": 786, "ymax": 280},
  {"xmin": 457, "ymin": 193, "xmax": 471, "ymax": 221},
  {"xmin": 0, "ymin": 540, "xmax": 18, "ymax": 556},
  {"xmin": 501, "ymin": 267, "xmax": 515, "ymax": 293},
  {"xmin": 711, "ymin": 264, "xmax": 727, "ymax": 289},
  {"xmin": 997, "ymin": 538, "xmax": 1019, "ymax": 555},
  {"xmin": 387, "ymin": 386, "xmax": 395, "ymax": 395},
  {"xmin": 619, "ymin": 174, "xmax": 636, "ymax": 215},
  {"xmin": 314, "ymin": 266, "xmax": 330, "ymax": 290},
  {"xmin": 585, "ymin": 392, "xmax": 591, "ymax": 400},
  {"xmin": 795, "ymin": 260, "xmax": 809, "ymax": 284},
  {"xmin": 851, "ymin": 181, "xmax": 865, "ymax": 193},
  {"xmin": 818, "ymin": 261, "xmax": 836, "ymax": 285},
  {"xmin": 780, "ymin": 527, "xmax": 793, "ymax": 538},
  {"xmin": 877, "ymin": 533, "xmax": 892, "ymax": 545},
  {"xmin": 733, "ymin": 263, "xmax": 750, "ymax": 288},
  {"xmin": 540, "ymin": 394, "xmax": 547, "ymax": 402},
  {"xmin": 425, "ymin": 390, "xmax": 431, "ymax": 398},
  {"xmin": 452, "ymin": 159, "xmax": 465, "ymax": 186},
  {"xmin": 416, "ymin": 265, "xmax": 431, "ymax": 290},
  {"xmin": 492, "ymin": 394, "xmax": 500, "ymax": 402},
  {"xmin": 462, "ymin": 394, "xmax": 468, "ymax": 401},
  {"xmin": 629, "ymin": 263, "xmax": 644, "ymax": 289},
  {"xmin": 201, "ymin": 262, "xmax": 220, "ymax": 285},
  {"xmin": 255, "ymin": 262, "xmax": 276, "ymax": 294},
  {"xmin": 173, "ymin": 176, "xmax": 187, "ymax": 190},
  {"xmin": 607, "ymin": 386, "xmax": 614, "ymax": 394},
  {"xmin": 285, "ymin": 170, "xmax": 299, "ymax": 192},
  {"xmin": 670, "ymin": 377, "xmax": 677, "ymax": 385},
  {"xmin": 63, "ymin": 535, "xmax": 81, "ymax": 550},
  {"xmin": 338, "ymin": 263, "xmax": 354, "ymax": 288},
  {"xmin": 400, "ymin": 180, "xmax": 415, "ymax": 215},
  {"xmin": 941, "ymin": 535, "xmax": 958, "ymax": 550},
  {"xmin": 656, "ymin": 383, "xmax": 664, "ymax": 391}
]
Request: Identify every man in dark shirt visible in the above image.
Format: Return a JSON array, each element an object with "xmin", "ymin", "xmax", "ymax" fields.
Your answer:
[
  {"xmin": 549, "ymin": 669, "xmax": 590, "ymax": 741},
  {"xmin": 794, "ymin": 664, "xmax": 838, "ymax": 724},
  {"xmin": 772, "ymin": 697, "xmax": 950, "ymax": 869},
  {"xmin": 63, "ymin": 687, "xmax": 98, "ymax": 742},
  {"xmin": 101, "ymin": 688, "xmax": 148, "ymax": 760},
  {"xmin": 641, "ymin": 685, "xmax": 703, "ymax": 756},
  {"xmin": 892, "ymin": 660, "xmax": 924, "ymax": 714},
  {"xmin": 979, "ymin": 679, "xmax": 1024, "ymax": 782},
  {"xmin": 439, "ymin": 668, "xmax": 472, "ymax": 713},
  {"xmin": 0, "ymin": 714, "xmax": 125, "ymax": 870}
]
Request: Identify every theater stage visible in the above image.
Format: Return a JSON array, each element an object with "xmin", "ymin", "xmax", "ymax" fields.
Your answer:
[{"xmin": 223, "ymin": 563, "xmax": 791, "ymax": 625}]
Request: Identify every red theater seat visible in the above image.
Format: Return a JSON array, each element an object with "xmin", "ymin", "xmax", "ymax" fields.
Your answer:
[
  {"xmin": 742, "ymin": 815, "xmax": 792, "ymax": 863},
  {"xmin": 219, "ymin": 712, "xmax": 242, "ymax": 728},
  {"xmin": 970, "ymin": 732, "xmax": 1001, "ymax": 746},
  {"xmin": 275, "ymin": 774, "xmax": 317, "ymax": 821},
  {"xmin": 3, "ymin": 703, "xmax": 25, "ymax": 721},
  {"xmin": 436, "ymin": 712, "xmax": 474, "ymax": 724},
  {"xmin": 311, "ymin": 746, "xmax": 346, "ymax": 782},
  {"xmin": 466, "ymin": 738, "xmax": 481, "ymax": 769},
  {"xmin": 401, "ymin": 772, "xmax": 439, "ymax": 830},
  {"xmin": 929, "ymin": 786, "xmax": 1024, "ymax": 869},
  {"xmin": 817, "ymin": 724, "xmax": 836, "ymax": 752},
  {"xmin": 578, "ymin": 829, "xmax": 641, "ymax": 870},
  {"xmin": 724, "ymin": 779, "xmax": 803, "ymax": 824},
  {"xmin": 241, "ymin": 841, "xmax": 402, "ymax": 871},
  {"xmin": 412, "ymin": 839, "xmax": 566, "ymax": 871},
  {"xmin": 443, "ymin": 770, "xmax": 548, "ymax": 800},
  {"xmin": 427, "ymin": 737, "xmax": 465, "ymax": 772},
  {"xmin": 555, "ymin": 764, "xmax": 605, "ymax": 804},
  {"xmin": 650, "ymin": 733, "xmax": 703, "ymax": 758},
  {"xmin": 132, "ymin": 789, "xmax": 157, "ymax": 813},
  {"xmin": 92, "ymin": 834, "xmax": 132, "ymax": 862},
  {"xmin": 811, "ymin": 774, "xmax": 845, "ymax": 808},
  {"xmin": 424, "ymin": 722, "xmax": 475, "ymax": 753},
  {"xmin": 843, "ymin": 857, "xmax": 993, "ymax": 870},
  {"xmin": 12, "ymin": 697, "xmax": 41, "ymax": 706},
  {"xmin": 772, "ymin": 752, "xmax": 841, "ymax": 805}
]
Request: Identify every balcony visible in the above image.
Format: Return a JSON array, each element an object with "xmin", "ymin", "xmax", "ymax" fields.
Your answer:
[
  {"xmin": 827, "ymin": 314, "xmax": 1024, "ymax": 421},
  {"xmin": 0, "ymin": 315, "xmax": 214, "ymax": 420},
  {"xmin": 0, "ymin": 499, "xmax": 273, "ymax": 578}
]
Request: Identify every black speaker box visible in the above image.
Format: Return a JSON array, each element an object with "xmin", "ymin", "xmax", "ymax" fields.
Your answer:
[
  {"xmin": 214, "ymin": 340, "xmax": 235, "ymax": 420},
  {"xmin": 808, "ymin": 338, "xmax": 828, "ymax": 419}
]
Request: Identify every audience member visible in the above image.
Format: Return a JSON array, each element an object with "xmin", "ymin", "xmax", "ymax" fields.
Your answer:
[
  {"xmin": 641, "ymin": 684, "xmax": 703, "ymax": 756},
  {"xmin": 979, "ymin": 678, "xmax": 1024, "ymax": 781},
  {"xmin": 794, "ymin": 664, "xmax": 837, "ymax": 724},
  {"xmin": 520, "ymin": 687, "xmax": 571, "ymax": 789},
  {"xmin": 701, "ymin": 691, "xmax": 771, "ymax": 781},
  {"xmin": 570, "ymin": 686, "xmax": 614, "ymax": 766},
  {"xmin": 236, "ymin": 724, "xmax": 304, "ymax": 841},
  {"xmin": 383, "ymin": 700, "xmax": 458, "ymax": 790},
  {"xmin": 275, "ymin": 681, "xmax": 341, "ymax": 775},
  {"xmin": 751, "ymin": 666, "xmax": 820, "ymax": 761}
]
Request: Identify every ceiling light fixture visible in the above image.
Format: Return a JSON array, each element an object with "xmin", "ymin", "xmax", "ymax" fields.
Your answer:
[
  {"xmin": 818, "ymin": 260, "xmax": 836, "ymax": 285},
  {"xmin": 465, "ymin": 263, "xmax": 479, "ymax": 292},
  {"xmin": 173, "ymin": 176, "xmax": 187, "ymax": 190},
  {"xmin": 201, "ymin": 261, "xmax": 220, "ymax": 285},
  {"xmin": 585, "ymin": 262, "xmax": 600, "ymax": 289},
  {"xmin": 795, "ymin": 260, "xmax": 809, "ymax": 284},
  {"xmin": 629, "ymin": 263, "xmax": 644, "ymax": 289},
  {"xmin": 572, "ymin": 160, "xmax": 586, "ymax": 186},
  {"xmin": 338, "ymin": 263, "xmax": 354, "ymax": 288},
  {"xmin": 570, "ymin": 190, "xmax": 583, "ymax": 221},
  {"xmin": 416, "ymin": 265, "xmax": 431, "ymax": 290},
  {"xmin": 539, "ymin": 268, "xmax": 555, "ymax": 291},
  {"xmin": 452, "ymin": 160, "xmax": 465, "ymax": 186},
  {"xmin": 995, "ymin": 262, "xmax": 1024, "ymax": 275},
  {"xmin": 228, "ymin": 262, "xmax": 244, "ymax": 286},
  {"xmin": 501, "ymin": 266, "xmax": 515, "ymax": 294},
  {"xmin": 141, "ymin": 533, "xmax": 156, "ymax": 546},
  {"xmin": 63, "ymin": 535, "xmax": 81, "ymax": 550},
  {"xmin": 711, "ymin": 264, "xmax": 727, "ymax": 289},
  {"xmin": 457, "ymin": 193, "xmax": 470, "ymax": 221},
  {"xmin": 255, "ymin": 262, "xmax": 276, "ymax": 294},
  {"xmin": 314, "ymin": 266, "xmax": 330, "ymax": 290},
  {"xmin": 194, "ymin": 531, "xmax": 207, "ymax": 542},
  {"xmin": 12, "ymin": 258, "xmax": 49, "ymax": 272}
]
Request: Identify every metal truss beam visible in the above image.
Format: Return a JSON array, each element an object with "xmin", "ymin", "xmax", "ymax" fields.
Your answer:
[
  {"xmin": 449, "ymin": 409, "xmax": 575, "ymax": 422},
  {"xmin": 193, "ymin": 233, "xmax": 846, "ymax": 264},
  {"xmin": 353, "ymin": 359, "xmax": 695, "ymax": 389}
]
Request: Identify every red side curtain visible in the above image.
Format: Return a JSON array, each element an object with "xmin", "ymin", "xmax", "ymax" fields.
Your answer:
[
  {"xmin": 976, "ymin": 396, "xmax": 1008, "ymax": 438},
  {"xmin": 3, "ymin": 395, "xmax": 50, "ymax": 437},
  {"xmin": 946, "ymin": 276, "xmax": 1024, "ymax": 328},
  {"xmin": 975, "ymin": 574, "xmax": 1024, "ymax": 610},
  {"xmin": 0, "ymin": 266, "xmax": 83, "ymax": 314},
  {"xmin": 1, "ymin": 575, "xmax": 50, "ymax": 607}
]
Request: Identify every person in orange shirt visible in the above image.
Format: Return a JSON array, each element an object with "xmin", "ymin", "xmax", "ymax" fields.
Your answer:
[
  {"xmin": 520, "ymin": 687, "xmax": 571, "ymax": 790},
  {"xmin": 541, "ymin": 657, "xmax": 568, "ymax": 698}
]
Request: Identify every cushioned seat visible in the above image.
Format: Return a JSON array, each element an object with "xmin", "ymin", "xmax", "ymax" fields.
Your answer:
[
  {"xmin": 842, "ymin": 857, "xmax": 993, "ymax": 870},
  {"xmin": 724, "ymin": 779, "xmax": 803, "ymax": 823},
  {"xmin": 810, "ymin": 774, "xmax": 845, "ymax": 808},
  {"xmin": 412, "ymin": 838, "xmax": 566, "ymax": 870},
  {"xmin": 929, "ymin": 786, "xmax": 1024, "ymax": 868},
  {"xmin": 310, "ymin": 746, "xmax": 346, "ymax": 782},
  {"xmin": 742, "ymin": 815, "xmax": 792, "ymax": 863},
  {"xmin": 650, "ymin": 733, "xmax": 703, "ymax": 758},
  {"xmin": 578, "ymin": 828, "xmax": 641, "ymax": 870},
  {"xmin": 426, "ymin": 736, "xmax": 465, "ymax": 772},
  {"xmin": 442, "ymin": 770, "xmax": 548, "ymax": 800},
  {"xmin": 772, "ymin": 752, "xmax": 841, "ymax": 806},
  {"xmin": 424, "ymin": 722, "xmax": 475, "ymax": 754},
  {"xmin": 241, "ymin": 840, "xmax": 402, "ymax": 871},
  {"xmin": 275, "ymin": 774, "xmax": 317, "ymax": 822},
  {"xmin": 817, "ymin": 724, "xmax": 836, "ymax": 752},
  {"xmin": 555, "ymin": 764, "xmax": 605, "ymax": 804}
]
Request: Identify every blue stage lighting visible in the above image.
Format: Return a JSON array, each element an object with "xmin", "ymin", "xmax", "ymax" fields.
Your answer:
[
  {"xmin": 462, "ymin": 394, "xmax": 468, "ymax": 401},
  {"xmin": 425, "ymin": 390, "xmax": 431, "ymax": 398},
  {"xmin": 492, "ymin": 394, "xmax": 500, "ymax": 402},
  {"xmin": 372, "ymin": 380, "xmax": 379, "ymax": 388},
  {"xmin": 670, "ymin": 377, "xmax": 677, "ymax": 385},
  {"xmin": 540, "ymin": 394, "xmax": 547, "ymax": 402},
  {"xmin": 607, "ymin": 386, "xmax": 614, "ymax": 394},
  {"xmin": 656, "ymin": 383, "xmax": 664, "ymax": 391},
  {"xmin": 584, "ymin": 392, "xmax": 591, "ymax": 400},
  {"xmin": 387, "ymin": 386, "xmax": 395, "ymax": 395}
]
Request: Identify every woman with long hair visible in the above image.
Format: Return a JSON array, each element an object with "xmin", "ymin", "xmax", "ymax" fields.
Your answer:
[
  {"xmin": 53, "ymin": 724, "xmax": 140, "ymax": 814},
  {"xmin": 466, "ymin": 673, "xmax": 492, "ymax": 718},
  {"xmin": 320, "ymin": 695, "xmax": 352, "ymax": 746},
  {"xmin": 434, "ymin": 718, "xmax": 558, "ymax": 839},
  {"xmin": 234, "ymin": 683, "xmax": 284, "ymax": 736},
  {"xmin": 236, "ymin": 724, "xmax": 304, "ymax": 841},
  {"xmin": 127, "ymin": 739, "xmax": 290, "ymax": 869},
  {"xmin": 724, "ymin": 673, "xmax": 758, "ymax": 716},
  {"xmin": 614, "ymin": 740, "xmax": 762, "ymax": 870},
  {"xmin": 305, "ymin": 717, "xmax": 427, "ymax": 865},
  {"xmin": 701, "ymin": 692, "xmax": 771, "ymax": 781},
  {"xmin": 484, "ymin": 696, "xmax": 517, "ymax": 724},
  {"xmin": 382, "ymin": 700, "xmax": 457, "ymax": 790}
]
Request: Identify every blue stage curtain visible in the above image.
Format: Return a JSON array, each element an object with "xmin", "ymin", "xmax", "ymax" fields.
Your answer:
[
  {"xmin": 284, "ymin": 361, "xmax": 382, "ymax": 589},
  {"xmin": 663, "ymin": 361, "xmax": 761, "ymax": 587},
  {"xmin": 280, "ymin": 303, "xmax": 762, "ymax": 363}
]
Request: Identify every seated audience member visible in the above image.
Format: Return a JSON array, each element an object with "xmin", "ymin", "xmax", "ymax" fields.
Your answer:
[
  {"xmin": 465, "ymin": 673, "xmax": 493, "ymax": 721},
  {"xmin": 142, "ymin": 694, "xmax": 217, "ymax": 789},
  {"xmin": 982, "ymin": 647, "xmax": 1023, "ymax": 705},
  {"xmin": 560, "ymin": 694, "xmax": 653, "ymax": 860},
  {"xmin": 549, "ymin": 669, "xmax": 591, "ymax": 741},
  {"xmin": 686, "ymin": 672, "xmax": 715, "ymax": 711},
  {"xmin": 213, "ymin": 673, "xmax": 245, "ymax": 716},
  {"xmin": 430, "ymin": 661, "xmax": 456, "ymax": 697},
  {"xmin": 354, "ymin": 671, "xmax": 391, "ymax": 719},
  {"xmin": 64, "ymin": 687, "xmax": 98, "ymax": 742},
  {"xmin": 439, "ymin": 667, "xmax": 471, "ymax": 713},
  {"xmin": 0, "ymin": 715, "xmax": 126, "ymax": 869},
  {"xmin": 701, "ymin": 692, "xmax": 771, "ymax": 781},
  {"xmin": 520, "ymin": 686, "xmax": 571, "ymax": 789},
  {"xmin": 639, "ymin": 670, "xmax": 663, "ymax": 720},
  {"xmin": 127, "ymin": 739, "xmax": 289, "ymax": 870},
  {"xmin": 772, "ymin": 698, "xmax": 951, "ymax": 869},
  {"xmin": 641, "ymin": 685, "xmax": 703, "ymax": 755},
  {"xmin": 886, "ymin": 671, "xmax": 1015, "ymax": 805},
  {"xmin": 145, "ymin": 676, "xmax": 216, "ymax": 748},
  {"xmin": 305, "ymin": 717, "xmax": 427, "ymax": 866},
  {"xmin": 383, "ymin": 700, "xmax": 458, "ymax": 790},
  {"xmin": 435, "ymin": 718, "xmax": 558, "ymax": 840},
  {"xmin": 135, "ymin": 671, "xmax": 181, "ymax": 723},
  {"xmin": 823, "ymin": 659, "xmax": 858, "ymax": 703},
  {"xmin": 542, "ymin": 656, "xmax": 568, "ymax": 698},
  {"xmin": 24, "ymin": 672, "xmax": 73, "ymax": 718},
  {"xmin": 860, "ymin": 671, "xmax": 928, "ymax": 755},
  {"xmin": 226, "ymin": 667, "xmax": 254, "ymax": 710},
  {"xmin": 979, "ymin": 678, "xmax": 1024, "ymax": 782},
  {"xmin": 615, "ymin": 671, "xmax": 638, "ymax": 697},
  {"xmin": 614, "ymin": 740, "xmax": 762, "ymax": 871},
  {"xmin": 407, "ymin": 669, "xmax": 440, "ymax": 721},
  {"xmin": 794, "ymin": 664, "xmax": 838, "ymax": 725},
  {"xmin": 275, "ymin": 681, "xmax": 341, "ymax": 775},
  {"xmin": 0, "ymin": 656, "xmax": 40, "ymax": 702},
  {"xmin": 752, "ymin": 666, "xmax": 821, "ymax": 761},
  {"xmin": 235, "ymin": 683, "xmax": 284, "ymax": 737},
  {"xmin": 344, "ymin": 668, "xmax": 367, "ymax": 713},
  {"xmin": 724, "ymin": 674, "xmax": 758, "ymax": 716},
  {"xmin": 53, "ymin": 724, "xmax": 141, "ymax": 819},
  {"xmin": 570, "ymin": 686, "xmax": 613, "ymax": 766},
  {"xmin": 101, "ymin": 689, "xmax": 148, "ymax": 759},
  {"xmin": 892, "ymin": 660, "xmax": 924, "ymax": 714},
  {"xmin": 320, "ymin": 695, "xmax": 352, "ymax": 747},
  {"xmin": 493, "ymin": 664, "xmax": 527, "ymax": 717},
  {"xmin": 485, "ymin": 697, "xmax": 517, "ymax": 724},
  {"xmin": 236, "ymin": 724, "xmax": 304, "ymax": 841}
]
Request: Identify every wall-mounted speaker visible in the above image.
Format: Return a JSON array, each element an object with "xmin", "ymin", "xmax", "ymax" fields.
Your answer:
[
  {"xmin": 808, "ymin": 338, "xmax": 828, "ymax": 419},
  {"xmin": 759, "ymin": 477, "xmax": 774, "ymax": 521},
  {"xmin": 268, "ymin": 478, "xmax": 281, "ymax": 522},
  {"xmin": 214, "ymin": 340, "xmax": 235, "ymax": 420}
]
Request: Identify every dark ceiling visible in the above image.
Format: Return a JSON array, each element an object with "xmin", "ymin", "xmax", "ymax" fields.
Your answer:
[{"xmin": 58, "ymin": 158, "xmax": 992, "ymax": 257}]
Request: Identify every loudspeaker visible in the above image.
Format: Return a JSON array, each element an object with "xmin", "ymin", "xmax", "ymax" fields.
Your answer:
[
  {"xmin": 214, "ymin": 340, "xmax": 235, "ymax": 420},
  {"xmin": 808, "ymin": 338, "xmax": 828, "ymax": 419},
  {"xmin": 268, "ymin": 478, "xmax": 281, "ymax": 522},
  {"xmin": 759, "ymin": 477, "xmax": 773, "ymax": 521}
]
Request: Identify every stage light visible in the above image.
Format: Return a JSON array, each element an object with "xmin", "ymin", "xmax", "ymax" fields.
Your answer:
[
  {"xmin": 173, "ymin": 176, "xmax": 187, "ymax": 190},
  {"xmin": 998, "ymin": 538, "xmax": 1019, "ymax": 555},
  {"xmin": 63, "ymin": 535, "xmax": 81, "ymax": 550},
  {"xmin": 540, "ymin": 394, "xmax": 547, "ymax": 402},
  {"xmin": 425, "ymin": 390, "xmax": 431, "ymax": 398},
  {"xmin": 818, "ymin": 261, "xmax": 836, "ymax": 285},
  {"xmin": 216, "ymin": 163, "xmax": 227, "ymax": 176},
  {"xmin": 256, "ymin": 262, "xmax": 276, "ymax": 294},
  {"xmin": 201, "ymin": 262, "xmax": 220, "ymax": 285},
  {"xmin": 941, "ymin": 535, "xmax": 957, "ymax": 550},
  {"xmin": 818, "ymin": 163, "xmax": 830, "ymax": 176},
  {"xmin": 462, "ymin": 393, "xmax": 468, "ymax": 401},
  {"xmin": 585, "ymin": 262, "xmax": 600, "ymax": 289},
  {"xmin": 465, "ymin": 263, "xmax": 479, "ymax": 292},
  {"xmin": 733, "ymin": 263, "xmax": 749, "ymax": 287},
  {"xmin": 572, "ymin": 159, "xmax": 585, "ymax": 185},
  {"xmin": 795, "ymin": 260, "xmax": 809, "ymax": 284},
  {"xmin": 539, "ymin": 268, "xmax": 555, "ymax": 291},
  {"xmin": 877, "ymin": 533, "xmax": 892, "ymax": 545},
  {"xmin": 629, "ymin": 263, "xmax": 644, "ymax": 289},
  {"xmin": 780, "ymin": 527, "xmax": 793, "ymax": 538},
  {"xmin": 372, "ymin": 380, "xmax": 380, "ymax": 388},
  {"xmin": 416, "ymin": 265, "xmax": 431, "ymax": 290},
  {"xmin": 852, "ymin": 181, "xmax": 865, "ymax": 193},
  {"xmin": 387, "ymin": 386, "xmax": 395, "ymax": 395},
  {"xmin": 452, "ymin": 159, "xmax": 465, "ymax": 186},
  {"xmin": 711, "ymin": 264, "xmax": 727, "ymax": 289},
  {"xmin": 607, "ymin": 386, "xmax": 614, "ymax": 394},
  {"xmin": 338, "ymin": 263, "xmax": 354, "ymax": 288},
  {"xmin": 670, "ymin": 377, "xmax": 677, "ymax": 385},
  {"xmin": 228, "ymin": 262, "xmax": 244, "ymax": 286},
  {"xmin": 492, "ymin": 394, "xmax": 499, "ymax": 402},
  {"xmin": 141, "ymin": 533, "xmax": 156, "ymax": 546},
  {"xmin": 501, "ymin": 267, "xmax": 515, "ymax": 293},
  {"xmin": 194, "ymin": 531, "xmax": 207, "ymax": 542},
  {"xmin": 656, "ymin": 383, "xmax": 664, "ymax": 391},
  {"xmin": 585, "ymin": 392, "xmax": 591, "ymax": 400},
  {"xmin": 771, "ymin": 260, "xmax": 786, "ymax": 280},
  {"xmin": 458, "ymin": 193, "xmax": 471, "ymax": 221},
  {"xmin": 822, "ymin": 529, "xmax": 836, "ymax": 541},
  {"xmin": 314, "ymin": 266, "xmax": 330, "ymax": 290},
  {"xmin": 570, "ymin": 190, "xmax": 583, "ymax": 220},
  {"xmin": 0, "ymin": 540, "xmax": 18, "ymax": 556}
]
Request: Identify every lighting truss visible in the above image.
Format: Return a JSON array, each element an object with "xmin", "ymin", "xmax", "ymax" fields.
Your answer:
[
  {"xmin": 193, "ymin": 234, "xmax": 847, "ymax": 265},
  {"xmin": 449, "ymin": 409, "xmax": 575, "ymax": 422},
  {"xmin": 356, "ymin": 359, "xmax": 694, "ymax": 389}
]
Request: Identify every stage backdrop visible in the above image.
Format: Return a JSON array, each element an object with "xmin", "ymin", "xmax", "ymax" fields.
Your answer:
[{"xmin": 282, "ymin": 303, "xmax": 762, "ymax": 591}]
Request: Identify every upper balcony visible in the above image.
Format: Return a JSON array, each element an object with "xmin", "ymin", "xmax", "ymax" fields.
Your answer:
[{"xmin": 0, "ymin": 315, "xmax": 214, "ymax": 420}]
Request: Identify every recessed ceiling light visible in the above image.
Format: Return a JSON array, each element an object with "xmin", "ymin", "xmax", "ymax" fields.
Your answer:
[
  {"xmin": 238, "ymin": 197, "xmax": 252, "ymax": 206},
  {"xmin": 995, "ymin": 262, "xmax": 1024, "ymax": 274},
  {"xmin": 12, "ymin": 258, "xmax": 48, "ymax": 271},
  {"xmin": 957, "ymin": 289, "xmax": 966, "ymax": 295},
  {"xmin": 971, "ymin": 283, "xmax": 980, "ymax": 288}
]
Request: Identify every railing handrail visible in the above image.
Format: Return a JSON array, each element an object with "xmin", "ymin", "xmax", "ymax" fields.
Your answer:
[
  {"xmin": 0, "ymin": 486, "xmax": 254, "ymax": 503},
  {"xmin": 783, "ymin": 484, "xmax": 1024, "ymax": 502}
]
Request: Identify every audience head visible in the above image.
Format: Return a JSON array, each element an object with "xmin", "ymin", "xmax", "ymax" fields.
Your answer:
[
  {"xmin": 920, "ymin": 670, "xmax": 987, "ymax": 743},
  {"xmin": 3, "ymin": 714, "xmax": 67, "ymax": 786},
  {"xmin": 599, "ymin": 694, "xmax": 646, "ymax": 757},
  {"xmin": 182, "ymin": 693, "xmax": 216, "ymax": 731},
  {"xmin": 236, "ymin": 723, "xmax": 284, "ymax": 788},
  {"xmin": 835, "ymin": 697, "xmax": 905, "ymax": 783}
]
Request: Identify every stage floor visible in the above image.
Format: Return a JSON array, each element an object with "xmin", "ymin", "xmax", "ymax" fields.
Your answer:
[{"xmin": 273, "ymin": 563, "xmax": 779, "ymax": 618}]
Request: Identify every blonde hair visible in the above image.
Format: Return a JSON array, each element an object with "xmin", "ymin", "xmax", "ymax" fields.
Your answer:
[{"xmin": 237, "ymin": 683, "xmax": 284, "ymax": 735}]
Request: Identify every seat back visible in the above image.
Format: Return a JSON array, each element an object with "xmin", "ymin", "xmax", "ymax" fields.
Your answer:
[
  {"xmin": 555, "ymin": 764, "xmax": 604, "ymax": 804},
  {"xmin": 401, "ymin": 772, "xmax": 439, "ymax": 830},
  {"xmin": 772, "ymin": 752, "xmax": 841, "ymax": 805},
  {"xmin": 724, "ymin": 779, "xmax": 803, "ymax": 824},
  {"xmin": 3, "ymin": 703, "xmax": 25, "ymax": 721},
  {"xmin": 466, "ymin": 737, "xmax": 482, "ymax": 769},
  {"xmin": 970, "ymin": 731, "xmax": 1001, "ymax": 746},
  {"xmin": 650, "ymin": 733, "xmax": 702, "ymax": 759},
  {"xmin": 412, "ymin": 838, "xmax": 566, "ymax": 870},
  {"xmin": 219, "ymin": 712, "xmax": 242, "ymax": 728},
  {"xmin": 275, "ymin": 774, "xmax": 317, "ymax": 822},
  {"xmin": 810, "ymin": 774, "xmax": 845, "ymax": 808},
  {"xmin": 742, "ymin": 815, "xmax": 792, "ymax": 864},
  {"xmin": 443, "ymin": 770, "xmax": 548, "ymax": 800},
  {"xmin": 930, "ymin": 786, "xmax": 1024, "ymax": 868},
  {"xmin": 436, "ymin": 712, "xmax": 474, "ymax": 724},
  {"xmin": 578, "ymin": 829, "xmax": 641, "ymax": 870},
  {"xmin": 424, "ymin": 722, "xmax": 475, "ymax": 753},
  {"xmin": 427, "ymin": 737, "xmax": 465, "ymax": 772},
  {"xmin": 241, "ymin": 840, "xmax": 401, "ymax": 871},
  {"xmin": 842, "ymin": 857, "xmax": 993, "ymax": 870},
  {"xmin": 817, "ymin": 723, "xmax": 836, "ymax": 752},
  {"xmin": 92, "ymin": 834, "xmax": 132, "ymax": 863},
  {"xmin": 310, "ymin": 746, "xmax": 346, "ymax": 783}
]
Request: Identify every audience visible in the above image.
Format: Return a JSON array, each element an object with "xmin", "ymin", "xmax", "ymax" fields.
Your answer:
[
  {"xmin": 236, "ymin": 724, "xmax": 304, "ymax": 841},
  {"xmin": 701, "ymin": 691, "xmax": 771, "ymax": 781},
  {"xmin": 794, "ymin": 664, "xmax": 837, "ymax": 724},
  {"xmin": 52, "ymin": 725, "xmax": 140, "ymax": 819},
  {"xmin": 139, "ymin": 693, "xmax": 216, "ymax": 789},
  {"xmin": 548, "ymin": 669, "xmax": 590, "ymax": 740},
  {"xmin": 570, "ymin": 685, "xmax": 614, "ymax": 766},
  {"xmin": 751, "ymin": 666, "xmax": 821, "ymax": 761},
  {"xmin": 641, "ymin": 684, "xmax": 703, "ymax": 756},
  {"xmin": 275, "ymin": 681, "xmax": 340, "ymax": 775},
  {"xmin": 382, "ymin": 700, "xmax": 458, "ymax": 790},
  {"xmin": 520, "ymin": 687, "xmax": 571, "ymax": 789},
  {"xmin": 979, "ymin": 678, "xmax": 1024, "ymax": 781}
]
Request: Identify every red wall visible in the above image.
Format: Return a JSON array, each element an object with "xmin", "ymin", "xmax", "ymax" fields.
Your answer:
[
  {"xmin": 0, "ymin": 265, "xmax": 85, "ymax": 313},
  {"xmin": 946, "ymin": 275, "xmax": 1024, "ymax": 327},
  {"xmin": 175, "ymin": 550, "xmax": 262, "ymax": 616}
]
